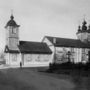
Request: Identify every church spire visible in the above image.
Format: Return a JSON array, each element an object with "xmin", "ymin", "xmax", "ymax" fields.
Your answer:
[
  {"xmin": 81, "ymin": 15, "xmax": 87, "ymax": 31},
  {"xmin": 82, "ymin": 19, "xmax": 87, "ymax": 31},
  {"xmin": 10, "ymin": 14, "xmax": 14, "ymax": 20},
  {"xmin": 5, "ymin": 11, "xmax": 20, "ymax": 28},
  {"xmin": 10, "ymin": 9, "xmax": 14, "ymax": 20},
  {"xmin": 77, "ymin": 25, "xmax": 81, "ymax": 33}
]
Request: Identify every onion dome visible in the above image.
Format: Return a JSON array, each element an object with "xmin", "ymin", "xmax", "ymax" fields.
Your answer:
[
  {"xmin": 76, "ymin": 25, "xmax": 81, "ymax": 34},
  {"xmin": 78, "ymin": 25, "xmax": 81, "ymax": 31},
  {"xmin": 82, "ymin": 20, "xmax": 87, "ymax": 31},
  {"xmin": 5, "ymin": 14, "xmax": 20, "ymax": 28}
]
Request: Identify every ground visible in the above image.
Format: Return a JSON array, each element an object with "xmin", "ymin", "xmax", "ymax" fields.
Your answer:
[
  {"xmin": 0, "ymin": 67, "xmax": 90, "ymax": 90},
  {"xmin": 0, "ymin": 68, "xmax": 75, "ymax": 90}
]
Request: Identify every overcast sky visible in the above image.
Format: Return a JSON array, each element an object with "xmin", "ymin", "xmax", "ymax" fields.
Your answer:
[{"xmin": 0, "ymin": 0, "xmax": 90, "ymax": 51}]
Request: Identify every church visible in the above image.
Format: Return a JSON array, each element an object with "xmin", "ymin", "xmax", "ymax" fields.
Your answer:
[
  {"xmin": 42, "ymin": 20, "xmax": 90, "ymax": 64},
  {"xmin": 4, "ymin": 14, "xmax": 52, "ymax": 67},
  {"xmin": 4, "ymin": 14, "xmax": 90, "ymax": 67}
]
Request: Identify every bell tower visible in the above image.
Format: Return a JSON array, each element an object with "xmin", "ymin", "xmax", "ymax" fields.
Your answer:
[
  {"xmin": 76, "ymin": 20, "xmax": 88, "ymax": 42},
  {"xmin": 5, "ymin": 14, "xmax": 20, "ymax": 50},
  {"xmin": 76, "ymin": 19, "xmax": 90, "ymax": 43}
]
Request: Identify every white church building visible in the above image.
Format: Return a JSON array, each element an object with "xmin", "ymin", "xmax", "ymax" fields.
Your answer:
[
  {"xmin": 42, "ymin": 20, "xmax": 90, "ymax": 64},
  {"xmin": 4, "ymin": 14, "xmax": 90, "ymax": 67}
]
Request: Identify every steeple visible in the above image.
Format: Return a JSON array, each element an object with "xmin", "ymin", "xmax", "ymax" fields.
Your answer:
[
  {"xmin": 5, "ymin": 13, "xmax": 20, "ymax": 50},
  {"xmin": 76, "ymin": 18, "xmax": 87, "ymax": 42},
  {"xmin": 10, "ymin": 14, "xmax": 14, "ymax": 20},
  {"xmin": 82, "ymin": 20, "xmax": 87, "ymax": 31},
  {"xmin": 5, "ymin": 13, "xmax": 20, "ymax": 28},
  {"xmin": 78, "ymin": 25, "xmax": 81, "ymax": 32},
  {"xmin": 10, "ymin": 10, "xmax": 14, "ymax": 20}
]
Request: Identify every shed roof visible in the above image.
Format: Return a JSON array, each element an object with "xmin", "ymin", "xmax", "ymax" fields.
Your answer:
[
  {"xmin": 5, "ymin": 41, "xmax": 52, "ymax": 54},
  {"xmin": 19, "ymin": 41, "xmax": 52, "ymax": 54}
]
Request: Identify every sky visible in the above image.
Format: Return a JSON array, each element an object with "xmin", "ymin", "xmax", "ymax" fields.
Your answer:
[{"xmin": 0, "ymin": 0, "xmax": 90, "ymax": 51}]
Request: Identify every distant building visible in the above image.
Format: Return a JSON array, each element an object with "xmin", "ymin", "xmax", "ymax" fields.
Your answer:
[
  {"xmin": 4, "ymin": 14, "xmax": 52, "ymax": 67},
  {"xmin": 42, "ymin": 20, "xmax": 90, "ymax": 63}
]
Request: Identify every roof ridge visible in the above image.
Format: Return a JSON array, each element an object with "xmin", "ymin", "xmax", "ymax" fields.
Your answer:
[
  {"xmin": 45, "ymin": 36, "xmax": 90, "ymax": 48},
  {"xmin": 45, "ymin": 36, "xmax": 78, "ymax": 41},
  {"xmin": 20, "ymin": 40, "xmax": 45, "ymax": 43}
]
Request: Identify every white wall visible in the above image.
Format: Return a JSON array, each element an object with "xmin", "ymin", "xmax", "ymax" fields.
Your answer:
[
  {"xmin": 42, "ymin": 37, "xmax": 53, "ymax": 46},
  {"xmin": 81, "ymin": 48, "xmax": 89, "ymax": 63},
  {"xmin": 54, "ymin": 47, "xmax": 71, "ymax": 63},
  {"xmin": 53, "ymin": 47, "xmax": 83, "ymax": 63},
  {"xmin": 23, "ymin": 54, "xmax": 52, "ymax": 67},
  {"xmin": 73, "ymin": 48, "xmax": 82, "ymax": 63},
  {"xmin": 6, "ymin": 26, "xmax": 19, "ymax": 50},
  {"xmin": 5, "ymin": 53, "xmax": 9, "ymax": 65},
  {"xmin": 42, "ymin": 37, "xmax": 54, "ymax": 63},
  {"xmin": 8, "ymin": 53, "xmax": 21, "ymax": 66},
  {"xmin": 77, "ymin": 32, "xmax": 88, "ymax": 42},
  {"xmin": 87, "ymin": 33, "xmax": 90, "ymax": 42},
  {"xmin": 77, "ymin": 32, "xmax": 90, "ymax": 42},
  {"xmin": 5, "ymin": 53, "xmax": 52, "ymax": 67}
]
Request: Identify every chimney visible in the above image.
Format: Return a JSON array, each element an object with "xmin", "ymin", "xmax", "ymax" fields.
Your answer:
[{"xmin": 53, "ymin": 38, "xmax": 56, "ymax": 44}]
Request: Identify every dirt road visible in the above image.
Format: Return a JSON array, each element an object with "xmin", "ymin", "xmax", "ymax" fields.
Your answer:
[{"xmin": 1, "ymin": 68, "xmax": 75, "ymax": 90}]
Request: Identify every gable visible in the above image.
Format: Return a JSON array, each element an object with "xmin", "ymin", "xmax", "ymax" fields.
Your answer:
[{"xmin": 42, "ymin": 36, "xmax": 53, "ymax": 46}]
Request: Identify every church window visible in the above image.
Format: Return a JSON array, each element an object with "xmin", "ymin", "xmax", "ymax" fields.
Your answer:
[
  {"xmin": 12, "ymin": 54, "xmax": 17, "ymax": 61},
  {"xmin": 12, "ymin": 27, "xmax": 16, "ymax": 34},
  {"xmin": 26, "ymin": 55, "xmax": 32, "ymax": 62},
  {"xmin": 36, "ymin": 55, "xmax": 40, "ymax": 62}
]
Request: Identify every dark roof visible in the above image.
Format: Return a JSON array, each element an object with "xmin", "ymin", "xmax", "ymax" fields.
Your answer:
[
  {"xmin": 5, "ymin": 15, "xmax": 20, "ymax": 28},
  {"xmin": 45, "ymin": 36, "xmax": 90, "ymax": 48},
  {"xmin": 4, "ymin": 45, "xmax": 20, "ymax": 53},
  {"xmin": 19, "ymin": 41, "xmax": 52, "ymax": 54}
]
